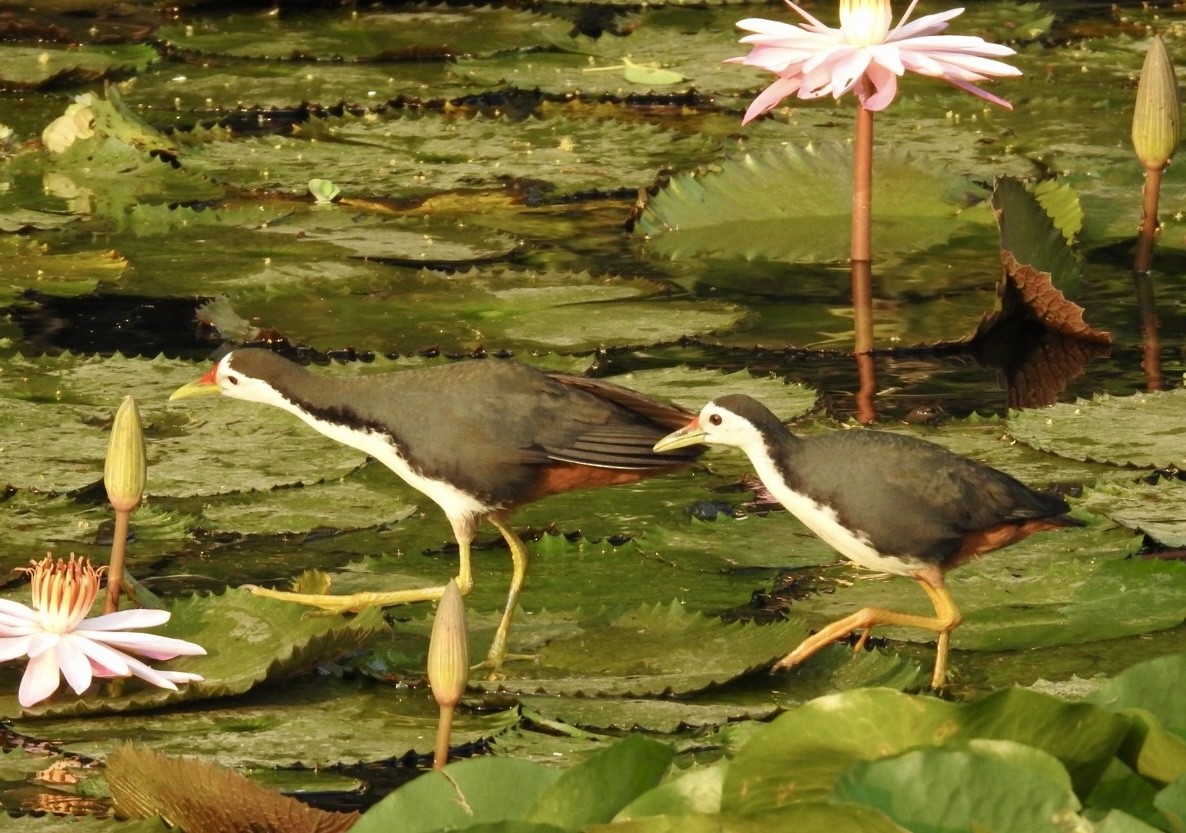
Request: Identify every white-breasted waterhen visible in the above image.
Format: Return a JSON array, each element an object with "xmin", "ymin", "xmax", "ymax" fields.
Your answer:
[
  {"xmin": 171, "ymin": 348, "xmax": 703, "ymax": 672},
  {"xmin": 654, "ymin": 393, "xmax": 1081, "ymax": 689}
]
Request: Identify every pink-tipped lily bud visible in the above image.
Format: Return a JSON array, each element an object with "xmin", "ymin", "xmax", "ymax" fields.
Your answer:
[
  {"xmin": 104, "ymin": 396, "xmax": 147, "ymax": 513},
  {"xmin": 427, "ymin": 580, "xmax": 469, "ymax": 709},
  {"xmin": 1133, "ymin": 34, "xmax": 1181, "ymax": 171}
]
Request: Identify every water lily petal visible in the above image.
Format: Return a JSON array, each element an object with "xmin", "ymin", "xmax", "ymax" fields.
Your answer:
[
  {"xmin": 116, "ymin": 652, "xmax": 188, "ymax": 691},
  {"xmin": 26, "ymin": 631, "xmax": 60, "ymax": 659},
  {"xmin": 66, "ymin": 634, "xmax": 134, "ymax": 678},
  {"xmin": 887, "ymin": 7, "xmax": 962, "ymax": 40},
  {"xmin": 729, "ymin": 0, "xmax": 1017, "ymax": 118},
  {"xmin": 81, "ymin": 629, "xmax": 207, "ymax": 660},
  {"xmin": 0, "ymin": 599, "xmax": 39, "ymax": 624},
  {"xmin": 55, "ymin": 636, "xmax": 100, "ymax": 695},
  {"xmin": 859, "ymin": 62, "xmax": 901, "ymax": 110},
  {"xmin": 0, "ymin": 634, "xmax": 33, "ymax": 661},
  {"xmin": 743, "ymin": 74, "xmax": 805, "ymax": 124},
  {"xmin": 19, "ymin": 650, "xmax": 63, "ymax": 707},
  {"xmin": 78, "ymin": 608, "xmax": 171, "ymax": 631}
]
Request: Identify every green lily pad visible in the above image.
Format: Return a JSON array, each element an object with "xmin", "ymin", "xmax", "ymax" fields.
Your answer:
[
  {"xmin": 17, "ymin": 673, "xmax": 518, "ymax": 769},
  {"xmin": 0, "ymin": 44, "xmax": 156, "ymax": 89},
  {"xmin": 636, "ymin": 144, "xmax": 988, "ymax": 262},
  {"xmin": 1, "ymin": 591, "xmax": 388, "ymax": 716},
  {"xmin": 1008, "ymin": 390, "xmax": 1186, "ymax": 470},
  {"xmin": 179, "ymin": 111, "xmax": 721, "ymax": 200},
  {"xmin": 1077, "ymin": 477, "xmax": 1186, "ymax": 548},
  {"xmin": 0, "ymin": 352, "xmax": 370, "ymax": 496},
  {"xmin": 231, "ymin": 267, "xmax": 743, "ymax": 354},
  {"xmin": 471, "ymin": 601, "xmax": 809, "ymax": 697},
  {"xmin": 157, "ymin": 6, "xmax": 571, "ymax": 61},
  {"xmin": 0, "ymin": 236, "xmax": 126, "ymax": 305}
]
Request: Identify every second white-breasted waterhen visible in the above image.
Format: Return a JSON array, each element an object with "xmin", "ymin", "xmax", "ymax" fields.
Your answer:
[
  {"xmin": 170, "ymin": 348, "xmax": 702, "ymax": 672},
  {"xmin": 654, "ymin": 394, "xmax": 1081, "ymax": 689}
]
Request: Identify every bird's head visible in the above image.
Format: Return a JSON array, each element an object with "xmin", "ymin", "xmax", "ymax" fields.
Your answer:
[
  {"xmin": 169, "ymin": 350, "xmax": 293, "ymax": 408},
  {"xmin": 653, "ymin": 394, "xmax": 779, "ymax": 455}
]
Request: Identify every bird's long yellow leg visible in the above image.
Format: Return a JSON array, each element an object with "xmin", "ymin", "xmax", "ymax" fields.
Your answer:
[
  {"xmin": 479, "ymin": 516, "xmax": 532, "ymax": 677},
  {"xmin": 773, "ymin": 570, "xmax": 963, "ymax": 689},
  {"xmin": 245, "ymin": 537, "xmax": 476, "ymax": 613}
]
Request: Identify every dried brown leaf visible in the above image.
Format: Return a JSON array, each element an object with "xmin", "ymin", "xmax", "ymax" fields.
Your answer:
[
  {"xmin": 109, "ymin": 744, "xmax": 358, "ymax": 833},
  {"xmin": 1002, "ymin": 251, "xmax": 1112, "ymax": 344}
]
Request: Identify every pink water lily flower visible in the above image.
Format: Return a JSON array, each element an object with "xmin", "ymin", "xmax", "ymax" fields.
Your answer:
[
  {"xmin": 730, "ymin": 0, "xmax": 1022, "ymax": 123},
  {"xmin": 0, "ymin": 554, "xmax": 205, "ymax": 707}
]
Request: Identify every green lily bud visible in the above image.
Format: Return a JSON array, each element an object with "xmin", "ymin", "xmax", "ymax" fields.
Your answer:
[
  {"xmin": 1132, "ymin": 34, "xmax": 1181, "ymax": 171},
  {"xmin": 104, "ymin": 396, "xmax": 147, "ymax": 513},
  {"xmin": 427, "ymin": 579, "xmax": 469, "ymax": 709}
]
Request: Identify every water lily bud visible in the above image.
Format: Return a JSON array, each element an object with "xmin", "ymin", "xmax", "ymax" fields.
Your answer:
[
  {"xmin": 104, "ymin": 396, "xmax": 147, "ymax": 513},
  {"xmin": 1132, "ymin": 35, "xmax": 1181, "ymax": 170},
  {"xmin": 427, "ymin": 579, "xmax": 469, "ymax": 708}
]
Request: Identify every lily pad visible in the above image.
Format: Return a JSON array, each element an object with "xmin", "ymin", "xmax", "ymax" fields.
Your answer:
[
  {"xmin": 19, "ymin": 672, "xmax": 518, "ymax": 769},
  {"xmin": 0, "ymin": 352, "xmax": 370, "ymax": 496},
  {"xmin": 179, "ymin": 111, "xmax": 721, "ymax": 200},
  {"xmin": 636, "ymin": 144, "xmax": 988, "ymax": 262},
  {"xmin": 231, "ymin": 267, "xmax": 744, "ymax": 354},
  {"xmin": 471, "ymin": 601, "xmax": 809, "ymax": 697},
  {"xmin": 1008, "ymin": 390, "xmax": 1186, "ymax": 470},
  {"xmin": 0, "ymin": 591, "xmax": 388, "ymax": 717}
]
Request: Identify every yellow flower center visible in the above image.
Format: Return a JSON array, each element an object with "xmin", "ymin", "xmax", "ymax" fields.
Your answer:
[
  {"xmin": 24, "ymin": 554, "xmax": 103, "ymax": 633},
  {"xmin": 839, "ymin": 0, "xmax": 893, "ymax": 45}
]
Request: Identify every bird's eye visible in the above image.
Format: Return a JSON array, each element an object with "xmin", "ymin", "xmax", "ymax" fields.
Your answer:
[
  {"xmin": 708, "ymin": 414, "xmax": 722, "ymax": 426},
  {"xmin": 227, "ymin": 375, "xmax": 239, "ymax": 386}
]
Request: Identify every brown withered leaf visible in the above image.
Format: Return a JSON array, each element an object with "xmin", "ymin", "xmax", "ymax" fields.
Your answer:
[
  {"xmin": 1001, "ymin": 251, "xmax": 1112, "ymax": 344},
  {"xmin": 109, "ymin": 745, "xmax": 358, "ymax": 833}
]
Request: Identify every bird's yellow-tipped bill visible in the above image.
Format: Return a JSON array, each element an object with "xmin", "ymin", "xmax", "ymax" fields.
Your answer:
[
  {"xmin": 653, "ymin": 421, "xmax": 707, "ymax": 453},
  {"xmin": 169, "ymin": 367, "xmax": 221, "ymax": 401}
]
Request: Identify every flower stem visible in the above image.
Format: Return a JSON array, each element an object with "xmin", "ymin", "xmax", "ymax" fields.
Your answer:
[
  {"xmin": 851, "ymin": 105, "xmax": 875, "ymax": 356},
  {"xmin": 433, "ymin": 702, "xmax": 455, "ymax": 770},
  {"xmin": 1134, "ymin": 164, "xmax": 1164, "ymax": 275},
  {"xmin": 104, "ymin": 509, "xmax": 129, "ymax": 614},
  {"xmin": 851, "ymin": 105, "xmax": 874, "ymax": 264}
]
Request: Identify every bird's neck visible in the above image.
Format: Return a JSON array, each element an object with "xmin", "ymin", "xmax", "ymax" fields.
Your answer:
[{"xmin": 741, "ymin": 428, "xmax": 803, "ymax": 497}]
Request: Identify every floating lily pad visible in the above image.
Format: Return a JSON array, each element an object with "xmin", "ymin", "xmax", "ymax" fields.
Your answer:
[
  {"xmin": 2, "ymin": 591, "xmax": 388, "ymax": 717},
  {"xmin": 20, "ymin": 672, "xmax": 518, "ymax": 769},
  {"xmin": 0, "ymin": 352, "xmax": 369, "ymax": 496},
  {"xmin": 1077, "ymin": 477, "xmax": 1186, "ymax": 548},
  {"xmin": 0, "ymin": 236, "xmax": 126, "ymax": 305},
  {"xmin": 231, "ymin": 267, "xmax": 743, "ymax": 354},
  {"xmin": 618, "ymin": 366, "xmax": 817, "ymax": 415},
  {"xmin": 636, "ymin": 144, "xmax": 988, "ymax": 262},
  {"xmin": 1008, "ymin": 390, "xmax": 1186, "ymax": 470},
  {"xmin": 178, "ymin": 112, "xmax": 721, "ymax": 200},
  {"xmin": 157, "ymin": 6, "xmax": 571, "ymax": 61},
  {"xmin": 471, "ymin": 601, "xmax": 809, "ymax": 697},
  {"xmin": 0, "ymin": 44, "xmax": 156, "ymax": 89}
]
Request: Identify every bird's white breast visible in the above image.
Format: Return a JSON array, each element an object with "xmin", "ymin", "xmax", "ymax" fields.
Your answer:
[
  {"xmin": 748, "ymin": 450, "xmax": 919, "ymax": 577},
  {"xmin": 287, "ymin": 403, "xmax": 490, "ymax": 524}
]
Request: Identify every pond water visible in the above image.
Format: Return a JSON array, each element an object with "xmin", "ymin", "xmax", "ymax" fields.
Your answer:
[{"xmin": 1, "ymin": 0, "xmax": 1185, "ymax": 821}]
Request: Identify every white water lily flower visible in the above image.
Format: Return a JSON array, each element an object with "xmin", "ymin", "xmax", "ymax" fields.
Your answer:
[
  {"xmin": 0, "ymin": 554, "xmax": 205, "ymax": 707},
  {"xmin": 730, "ymin": 0, "xmax": 1022, "ymax": 123}
]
